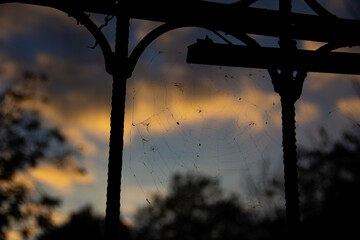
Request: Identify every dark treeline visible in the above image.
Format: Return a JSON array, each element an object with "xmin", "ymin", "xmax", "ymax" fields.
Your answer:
[
  {"xmin": 1, "ymin": 74, "xmax": 360, "ymax": 240},
  {"xmin": 37, "ymin": 126, "xmax": 360, "ymax": 239}
]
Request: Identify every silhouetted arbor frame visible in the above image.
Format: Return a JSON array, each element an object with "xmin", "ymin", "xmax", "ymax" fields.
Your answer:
[{"xmin": 1, "ymin": 0, "xmax": 359, "ymax": 239}]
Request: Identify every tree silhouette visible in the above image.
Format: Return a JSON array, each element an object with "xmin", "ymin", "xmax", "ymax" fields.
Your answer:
[
  {"xmin": 132, "ymin": 126, "xmax": 360, "ymax": 240},
  {"xmin": 0, "ymin": 73, "xmax": 83, "ymax": 240},
  {"xmin": 132, "ymin": 172, "xmax": 269, "ymax": 240},
  {"xmin": 296, "ymin": 128, "xmax": 360, "ymax": 238},
  {"xmin": 261, "ymin": 126, "xmax": 360, "ymax": 239},
  {"xmin": 37, "ymin": 205, "xmax": 131, "ymax": 240}
]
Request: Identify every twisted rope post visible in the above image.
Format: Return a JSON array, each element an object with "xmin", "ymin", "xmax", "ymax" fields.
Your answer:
[
  {"xmin": 280, "ymin": 97, "xmax": 301, "ymax": 236},
  {"xmin": 275, "ymin": 0, "xmax": 305, "ymax": 238},
  {"xmin": 104, "ymin": 14, "xmax": 130, "ymax": 240}
]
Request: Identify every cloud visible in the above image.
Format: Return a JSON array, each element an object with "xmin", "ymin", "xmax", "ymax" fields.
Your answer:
[
  {"xmin": 0, "ymin": 3, "xmax": 113, "ymax": 149},
  {"xmin": 125, "ymin": 77, "xmax": 278, "ymax": 140},
  {"xmin": 29, "ymin": 95, "xmax": 111, "ymax": 146},
  {"xmin": 28, "ymin": 163, "xmax": 94, "ymax": 193},
  {"xmin": 131, "ymin": 19, "xmax": 195, "ymax": 48},
  {"xmin": 70, "ymin": 109, "xmax": 111, "ymax": 141},
  {"xmin": 300, "ymin": 40, "xmax": 325, "ymax": 51},
  {"xmin": 6, "ymin": 230, "xmax": 21, "ymax": 240},
  {"xmin": 326, "ymin": 0, "xmax": 350, "ymax": 17},
  {"xmin": 296, "ymin": 101, "xmax": 322, "ymax": 125},
  {"xmin": 132, "ymin": 19, "xmax": 162, "ymax": 43},
  {"xmin": 0, "ymin": 3, "xmax": 42, "ymax": 39},
  {"xmin": 123, "ymin": 73, "xmax": 324, "ymax": 146},
  {"xmin": 0, "ymin": 3, "xmax": 79, "ymax": 40},
  {"xmin": 2, "ymin": 19, "xmax": 325, "ymax": 155},
  {"xmin": 5, "ymin": 51, "xmax": 112, "ymax": 152},
  {"xmin": 0, "ymin": 58, "xmax": 17, "ymax": 79},
  {"xmin": 337, "ymin": 97, "xmax": 360, "ymax": 119}
]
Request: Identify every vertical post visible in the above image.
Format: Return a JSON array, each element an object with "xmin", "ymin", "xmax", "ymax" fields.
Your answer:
[
  {"xmin": 281, "ymin": 97, "xmax": 300, "ymax": 236},
  {"xmin": 104, "ymin": 14, "xmax": 130, "ymax": 240},
  {"xmin": 278, "ymin": 0, "xmax": 301, "ymax": 238}
]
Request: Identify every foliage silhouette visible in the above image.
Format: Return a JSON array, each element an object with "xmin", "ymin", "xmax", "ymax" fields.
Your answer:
[
  {"xmin": 37, "ymin": 126, "xmax": 360, "ymax": 240},
  {"xmin": 37, "ymin": 205, "xmax": 130, "ymax": 240},
  {"xmin": 296, "ymin": 128, "xmax": 360, "ymax": 238},
  {"xmin": 0, "ymin": 73, "xmax": 83, "ymax": 240},
  {"xmin": 132, "ymin": 172, "xmax": 273, "ymax": 240},
  {"xmin": 262, "ymin": 127, "xmax": 360, "ymax": 239},
  {"xmin": 132, "ymin": 127, "xmax": 360, "ymax": 240}
]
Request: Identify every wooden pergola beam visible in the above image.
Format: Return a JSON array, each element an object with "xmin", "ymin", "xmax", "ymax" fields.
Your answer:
[
  {"xmin": 187, "ymin": 39, "xmax": 360, "ymax": 75},
  {"xmin": 1, "ymin": 0, "xmax": 360, "ymax": 44}
]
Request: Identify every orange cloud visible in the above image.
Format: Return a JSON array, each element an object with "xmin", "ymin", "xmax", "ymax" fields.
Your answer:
[
  {"xmin": 337, "ymin": 97, "xmax": 360, "ymax": 119},
  {"xmin": 15, "ymin": 52, "xmax": 112, "ymax": 154},
  {"xmin": 73, "ymin": 109, "xmax": 111, "ymax": 141},
  {"xmin": 124, "ymin": 76, "xmax": 323, "ymax": 146},
  {"xmin": 21, "ymin": 99, "xmax": 102, "ymax": 155},
  {"xmin": 15, "ymin": 53, "xmax": 323, "ymax": 152},
  {"xmin": 6, "ymin": 230, "xmax": 22, "ymax": 240},
  {"xmin": 124, "ymin": 78, "xmax": 281, "ymax": 141},
  {"xmin": 296, "ymin": 101, "xmax": 321, "ymax": 124},
  {"xmin": 300, "ymin": 40, "xmax": 325, "ymax": 51},
  {"xmin": 28, "ymin": 163, "xmax": 94, "ymax": 193}
]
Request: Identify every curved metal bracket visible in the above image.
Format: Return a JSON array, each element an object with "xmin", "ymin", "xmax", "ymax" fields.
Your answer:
[
  {"xmin": 128, "ymin": 23, "xmax": 238, "ymax": 75},
  {"xmin": 128, "ymin": 22, "xmax": 280, "ymax": 85},
  {"xmin": 128, "ymin": 23, "xmax": 182, "ymax": 74},
  {"xmin": 0, "ymin": 1, "xmax": 116, "ymax": 75},
  {"xmin": 64, "ymin": 10, "xmax": 115, "ymax": 75},
  {"xmin": 126, "ymin": 0, "xmax": 265, "ymax": 75}
]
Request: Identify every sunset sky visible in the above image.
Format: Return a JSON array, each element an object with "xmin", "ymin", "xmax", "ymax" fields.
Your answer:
[{"xmin": 1, "ymin": 0, "xmax": 360, "ymax": 226}]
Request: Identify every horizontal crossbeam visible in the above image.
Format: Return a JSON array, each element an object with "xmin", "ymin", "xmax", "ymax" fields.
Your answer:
[
  {"xmin": 127, "ymin": 0, "xmax": 360, "ymax": 45},
  {"xmin": 187, "ymin": 39, "xmax": 360, "ymax": 75},
  {"xmin": 1, "ymin": 0, "xmax": 360, "ymax": 44}
]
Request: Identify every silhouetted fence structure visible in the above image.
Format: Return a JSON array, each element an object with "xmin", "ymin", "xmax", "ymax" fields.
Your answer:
[{"xmin": 1, "ymin": 0, "xmax": 359, "ymax": 239}]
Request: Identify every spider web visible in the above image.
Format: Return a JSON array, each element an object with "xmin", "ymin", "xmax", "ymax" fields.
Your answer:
[
  {"xmin": 120, "ymin": 9, "xmax": 360, "ymax": 222},
  {"xmin": 121, "ymin": 29, "xmax": 287, "ymax": 221}
]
